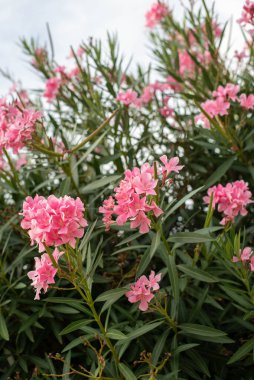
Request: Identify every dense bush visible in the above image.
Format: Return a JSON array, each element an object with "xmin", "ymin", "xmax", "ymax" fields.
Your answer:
[{"xmin": 0, "ymin": 1, "xmax": 254, "ymax": 379}]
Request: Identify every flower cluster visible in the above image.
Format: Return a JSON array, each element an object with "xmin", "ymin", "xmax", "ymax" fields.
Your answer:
[
  {"xmin": 0, "ymin": 98, "xmax": 42, "ymax": 154},
  {"xmin": 195, "ymin": 84, "xmax": 254, "ymax": 129},
  {"xmin": 238, "ymin": 1, "xmax": 254, "ymax": 33},
  {"xmin": 145, "ymin": 2, "xmax": 169, "ymax": 28},
  {"xmin": 99, "ymin": 156, "xmax": 183, "ymax": 233},
  {"xmin": 204, "ymin": 180, "xmax": 253, "ymax": 225},
  {"xmin": 28, "ymin": 248, "xmax": 63, "ymax": 300},
  {"xmin": 43, "ymin": 77, "xmax": 62, "ymax": 102},
  {"xmin": 125, "ymin": 271, "xmax": 161, "ymax": 311},
  {"xmin": 21, "ymin": 195, "xmax": 88, "ymax": 252},
  {"xmin": 232, "ymin": 247, "xmax": 254, "ymax": 271}
]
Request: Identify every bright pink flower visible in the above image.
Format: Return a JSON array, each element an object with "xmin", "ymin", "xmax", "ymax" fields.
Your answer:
[
  {"xmin": 179, "ymin": 51, "xmax": 195, "ymax": 76},
  {"xmin": 204, "ymin": 180, "xmax": 253, "ymax": 225},
  {"xmin": 0, "ymin": 98, "xmax": 42, "ymax": 154},
  {"xmin": 116, "ymin": 89, "xmax": 138, "ymax": 106},
  {"xmin": 202, "ymin": 97, "xmax": 230, "ymax": 117},
  {"xmin": 239, "ymin": 93, "xmax": 254, "ymax": 109},
  {"xmin": 133, "ymin": 172, "xmax": 157, "ymax": 196},
  {"xmin": 238, "ymin": 1, "xmax": 254, "ymax": 27},
  {"xmin": 159, "ymin": 106, "xmax": 174, "ymax": 117},
  {"xmin": 212, "ymin": 84, "xmax": 240, "ymax": 102},
  {"xmin": 145, "ymin": 2, "xmax": 169, "ymax": 28},
  {"xmin": 43, "ymin": 77, "xmax": 61, "ymax": 102},
  {"xmin": 125, "ymin": 271, "xmax": 161, "ymax": 311},
  {"xmin": 21, "ymin": 195, "xmax": 88, "ymax": 252},
  {"xmin": 130, "ymin": 211, "xmax": 151, "ymax": 234},
  {"xmin": 28, "ymin": 248, "xmax": 63, "ymax": 300}
]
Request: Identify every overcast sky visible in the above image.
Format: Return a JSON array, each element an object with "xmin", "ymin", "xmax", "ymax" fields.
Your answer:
[{"xmin": 0, "ymin": 0, "xmax": 243, "ymax": 95}]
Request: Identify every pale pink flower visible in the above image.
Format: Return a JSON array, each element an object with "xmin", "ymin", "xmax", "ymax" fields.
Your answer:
[
  {"xmin": 133, "ymin": 172, "xmax": 158, "ymax": 196},
  {"xmin": 21, "ymin": 195, "xmax": 88, "ymax": 252},
  {"xmin": 145, "ymin": 2, "xmax": 169, "ymax": 28},
  {"xmin": 240, "ymin": 247, "xmax": 252, "ymax": 262},
  {"xmin": 28, "ymin": 248, "xmax": 63, "ymax": 300},
  {"xmin": 130, "ymin": 211, "xmax": 151, "ymax": 234},
  {"xmin": 238, "ymin": 1, "xmax": 254, "ymax": 27},
  {"xmin": 195, "ymin": 113, "xmax": 210, "ymax": 129},
  {"xmin": 250, "ymin": 256, "xmax": 254, "ymax": 271},
  {"xmin": 125, "ymin": 271, "xmax": 161, "ymax": 311},
  {"xmin": 16, "ymin": 154, "xmax": 27, "ymax": 170},
  {"xmin": 159, "ymin": 155, "xmax": 184, "ymax": 176},
  {"xmin": 239, "ymin": 93, "xmax": 254, "ymax": 110},
  {"xmin": 179, "ymin": 51, "xmax": 195, "ymax": 76},
  {"xmin": 202, "ymin": 97, "xmax": 230, "ymax": 117},
  {"xmin": 43, "ymin": 77, "xmax": 61, "ymax": 102}
]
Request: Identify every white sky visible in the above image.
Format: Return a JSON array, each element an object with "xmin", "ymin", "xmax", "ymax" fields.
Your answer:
[{"xmin": 0, "ymin": 0, "xmax": 243, "ymax": 95}]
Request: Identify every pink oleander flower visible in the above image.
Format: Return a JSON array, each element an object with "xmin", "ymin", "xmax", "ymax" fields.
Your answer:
[
  {"xmin": 21, "ymin": 195, "xmax": 88, "ymax": 252},
  {"xmin": 204, "ymin": 180, "xmax": 253, "ymax": 225},
  {"xmin": 145, "ymin": 2, "xmax": 169, "ymax": 28},
  {"xmin": 239, "ymin": 93, "xmax": 254, "ymax": 110},
  {"xmin": 212, "ymin": 84, "xmax": 240, "ymax": 102},
  {"xmin": 232, "ymin": 247, "xmax": 252, "ymax": 263},
  {"xmin": 116, "ymin": 89, "xmax": 138, "ymax": 107},
  {"xmin": 238, "ymin": 1, "xmax": 254, "ymax": 27},
  {"xmin": 250, "ymin": 256, "xmax": 254, "ymax": 271},
  {"xmin": 100, "ymin": 157, "xmax": 182, "ymax": 234},
  {"xmin": 16, "ymin": 154, "xmax": 27, "ymax": 170},
  {"xmin": 0, "ymin": 98, "xmax": 42, "ymax": 154},
  {"xmin": 201, "ymin": 97, "xmax": 230, "ymax": 118},
  {"xmin": 179, "ymin": 51, "xmax": 195, "ymax": 77},
  {"xmin": 195, "ymin": 113, "xmax": 210, "ymax": 129},
  {"xmin": 234, "ymin": 48, "xmax": 248, "ymax": 61},
  {"xmin": 125, "ymin": 271, "xmax": 161, "ymax": 311},
  {"xmin": 28, "ymin": 248, "xmax": 63, "ymax": 300},
  {"xmin": 43, "ymin": 77, "xmax": 61, "ymax": 102}
]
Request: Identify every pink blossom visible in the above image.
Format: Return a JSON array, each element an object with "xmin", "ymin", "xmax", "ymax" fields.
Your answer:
[
  {"xmin": 116, "ymin": 89, "xmax": 138, "ymax": 107},
  {"xmin": 250, "ymin": 256, "xmax": 254, "ymax": 271},
  {"xmin": 21, "ymin": 195, "xmax": 88, "ymax": 252},
  {"xmin": 195, "ymin": 113, "xmax": 210, "ymax": 129},
  {"xmin": 28, "ymin": 248, "xmax": 63, "ymax": 300},
  {"xmin": 125, "ymin": 271, "xmax": 161, "ymax": 311},
  {"xmin": 43, "ymin": 77, "xmax": 61, "ymax": 102},
  {"xmin": 204, "ymin": 180, "xmax": 253, "ymax": 225},
  {"xmin": 145, "ymin": 2, "xmax": 169, "ymax": 28},
  {"xmin": 159, "ymin": 155, "xmax": 184, "ymax": 177},
  {"xmin": 100, "ymin": 157, "xmax": 181, "ymax": 234},
  {"xmin": 239, "ymin": 93, "xmax": 254, "ymax": 110},
  {"xmin": 212, "ymin": 84, "xmax": 240, "ymax": 102},
  {"xmin": 234, "ymin": 48, "xmax": 248, "ymax": 61},
  {"xmin": 0, "ymin": 98, "xmax": 42, "ymax": 154},
  {"xmin": 240, "ymin": 247, "xmax": 252, "ymax": 262},
  {"xmin": 16, "ymin": 154, "xmax": 27, "ymax": 170},
  {"xmin": 159, "ymin": 106, "xmax": 174, "ymax": 117},
  {"xmin": 0, "ymin": 156, "xmax": 6, "ymax": 170},
  {"xmin": 32, "ymin": 48, "xmax": 47, "ymax": 67},
  {"xmin": 179, "ymin": 51, "xmax": 195, "ymax": 76},
  {"xmin": 238, "ymin": 1, "xmax": 254, "ymax": 27}
]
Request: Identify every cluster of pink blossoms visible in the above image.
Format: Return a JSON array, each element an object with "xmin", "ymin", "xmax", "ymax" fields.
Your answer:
[
  {"xmin": 0, "ymin": 98, "xmax": 42, "ymax": 154},
  {"xmin": 145, "ymin": 2, "xmax": 169, "ymax": 28},
  {"xmin": 116, "ymin": 78, "xmax": 177, "ymax": 117},
  {"xmin": 28, "ymin": 248, "xmax": 63, "ymax": 300},
  {"xmin": 99, "ymin": 156, "xmax": 183, "ymax": 233},
  {"xmin": 204, "ymin": 180, "xmax": 253, "ymax": 225},
  {"xmin": 232, "ymin": 247, "xmax": 254, "ymax": 271},
  {"xmin": 21, "ymin": 195, "xmax": 87, "ymax": 252},
  {"xmin": 238, "ymin": 1, "xmax": 254, "ymax": 34},
  {"xmin": 195, "ymin": 83, "xmax": 254, "ymax": 129},
  {"xmin": 126, "ymin": 271, "xmax": 161, "ymax": 311}
]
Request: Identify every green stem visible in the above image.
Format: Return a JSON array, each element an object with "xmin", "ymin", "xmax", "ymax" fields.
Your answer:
[{"xmin": 70, "ymin": 109, "xmax": 118, "ymax": 153}]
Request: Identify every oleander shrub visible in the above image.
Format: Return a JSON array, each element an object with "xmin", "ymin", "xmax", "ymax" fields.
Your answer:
[{"xmin": 0, "ymin": 1, "xmax": 254, "ymax": 379}]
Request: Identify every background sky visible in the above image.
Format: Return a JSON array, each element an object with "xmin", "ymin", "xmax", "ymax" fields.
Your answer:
[{"xmin": 0, "ymin": 0, "xmax": 243, "ymax": 95}]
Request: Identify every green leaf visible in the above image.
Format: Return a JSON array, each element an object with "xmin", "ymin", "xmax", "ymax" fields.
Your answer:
[
  {"xmin": 107, "ymin": 329, "xmax": 127, "ymax": 340},
  {"xmin": 118, "ymin": 321, "xmax": 163, "ymax": 344},
  {"xmin": 59, "ymin": 319, "xmax": 93, "ymax": 335},
  {"xmin": 177, "ymin": 265, "xmax": 219, "ymax": 283},
  {"xmin": 204, "ymin": 156, "xmax": 235, "ymax": 189},
  {"xmin": 80, "ymin": 175, "xmax": 121, "ymax": 194},
  {"xmin": 95, "ymin": 287, "xmax": 127, "ymax": 303},
  {"xmin": 227, "ymin": 337, "xmax": 254, "ymax": 364},
  {"xmin": 161, "ymin": 251, "xmax": 179, "ymax": 319},
  {"xmin": 119, "ymin": 363, "xmax": 137, "ymax": 380},
  {"xmin": 173, "ymin": 343, "xmax": 199, "ymax": 355},
  {"xmin": 152, "ymin": 330, "xmax": 170, "ymax": 365},
  {"xmin": 136, "ymin": 231, "xmax": 161, "ymax": 277},
  {"xmin": 168, "ymin": 232, "xmax": 215, "ymax": 244},
  {"xmin": 179, "ymin": 323, "xmax": 232, "ymax": 343},
  {"xmin": 63, "ymin": 351, "xmax": 71, "ymax": 380},
  {"xmin": 0, "ymin": 313, "xmax": 9, "ymax": 341},
  {"xmin": 163, "ymin": 186, "xmax": 204, "ymax": 221}
]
